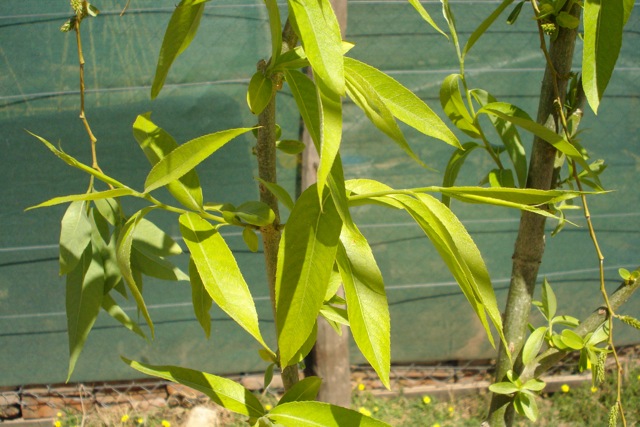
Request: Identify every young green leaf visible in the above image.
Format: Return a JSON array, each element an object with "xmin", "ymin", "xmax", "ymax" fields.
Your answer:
[
  {"xmin": 130, "ymin": 247, "xmax": 189, "ymax": 282},
  {"xmin": 284, "ymin": 69, "xmax": 321, "ymax": 148},
  {"xmin": 336, "ymin": 225, "xmax": 390, "ymax": 389},
  {"xmin": 276, "ymin": 139, "xmax": 306, "ymax": 155},
  {"xmin": 116, "ymin": 207, "xmax": 157, "ymax": 338},
  {"xmin": 189, "ymin": 258, "xmax": 212, "ymax": 338},
  {"xmin": 151, "ymin": 1, "xmax": 206, "ymax": 99},
  {"xmin": 319, "ymin": 304, "xmax": 349, "ymax": 327},
  {"xmin": 316, "ymin": 78, "xmax": 343, "ymax": 203},
  {"xmin": 247, "ymin": 72, "xmax": 274, "ymax": 115},
  {"xmin": 462, "ymin": 0, "xmax": 515, "ymax": 58},
  {"xmin": 560, "ymin": 329, "xmax": 585, "ymax": 350},
  {"xmin": 28, "ymin": 188, "xmax": 136, "ymax": 210},
  {"xmin": 233, "ymin": 201, "xmax": 276, "ymax": 227},
  {"xmin": 269, "ymin": 401, "xmax": 391, "ymax": 426},
  {"xmin": 145, "ymin": 127, "xmax": 254, "ymax": 193},
  {"xmin": 344, "ymin": 58, "xmax": 460, "ymax": 148},
  {"xmin": 277, "ymin": 376, "xmax": 322, "ymax": 405},
  {"xmin": 123, "ymin": 358, "xmax": 265, "ymax": 418},
  {"xmin": 132, "ymin": 218, "xmax": 183, "ymax": 257},
  {"xmin": 541, "ymin": 278, "xmax": 557, "ymax": 320},
  {"xmin": 66, "ymin": 245, "xmax": 105, "ymax": 380},
  {"xmin": 440, "ymin": 74, "xmax": 481, "ymax": 139},
  {"xmin": 133, "ymin": 113, "xmax": 203, "ymax": 211},
  {"xmin": 522, "ymin": 326, "xmax": 548, "ymax": 366},
  {"xmin": 242, "ymin": 227, "xmax": 259, "ymax": 253},
  {"xmin": 275, "ymin": 186, "xmax": 342, "ymax": 367},
  {"xmin": 101, "ymin": 293, "xmax": 146, "ymax": 339},
  {"xmin": 582, "ymin": 0, "xmax": 624, "ymax": 113},
  {"xmin": 488, "ymin": 382, "xmax": 520, "ymax": 395},
  {"xmin": 287, "ymin": 0, "xmax": 345, "ymax": 95},
  {"xmin": 522, "ymin": 378, "xmax": 545, "ymax": 392},
  {"xmin": 264, "ymin": 0, "xmax": 282, "ymax": 60},
  {"xmin": 256, "ymin": 178, "xmax": 295, "ymax": 212},
  {"xmin": 441, "ymin": 142, "xmax": 481, "ymax": 206},
  {"xmin": 59, "ymin": 201, "xmax": 93, "ymax": 276},
  {"xmin": 263, "ymin": 363, "xmax": 275, "ymax": 390},
  {"xmin": 407, "ymin": 0, "xmax": 447, "ymax": 37},
  {"xmin": 514, "ymin": 391, "xmax": 538, "ymax": 422},
  {"xmin": 179, "ymin": 212, "xmax": 270, "ymax": 352}
]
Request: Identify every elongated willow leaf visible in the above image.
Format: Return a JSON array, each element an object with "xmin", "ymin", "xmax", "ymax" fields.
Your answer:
[
  {"xmin": 336, "ymin": 225, "xmax": 390, "ymax": 389},
  {"xmin": 179, "ymin": 212, "xmax": 271, "ymax": 352},
  {"xmin": 433, "ymin": 186, "xmax": 586, "ymax": 207},
  {"xmin": 345, "ymin": 179, "xmax": 404, "ymax": 210},
  {"xmin": 275, "ymin": 185, "xmax": 342, "ymax": 367},
  {"xmin": 277, "ymin": 376, "xmax": 322, "ymax": 405},
  {"xmin": 623, "ymin": 0, "xmax": 634, "ymax": 24},
  {"xmin": 189, "ymin": 258, "xmax": 212, "ymax": 338},
  {"xmin": 28, "ymin": 131, "xmax": 126, "ymax": 189},
  {"xmin": 101, "ymin": 293, "xmax": 146, "ymax": 339},
  {"xmin": 287, "ymin": 0, "xmax": 345, "ymax": 95},
  {"xmin": 66, "ymin": 244, "xmax": 105, "ymax": 380},
  {"xmin": 265, "ymin": 0, "xmax": 282, "ymax": 60},
  {"xmin": 462, "ymin": 0, "xmax": 514, "ymax": 58},
  {"xmin": 256, "ymin": 178, "xmax": 295, "ymax": 212},
  {"xmin": 123, "ymin": 358, "xmax": 265, "ymax": 418},
  {"xmin": 28, "ymin": 188, "xmax": 136, "ymax": 210},
  {"xmin": 131, "ymin": 247, "xmax": 189, "ymax": 282},
  {"xmin": 59, "ymin": 201, "xmax": 93, "ymax": 276},
  {"xmin": 133, "ymin": 114, "xmax": 203, "ymax": 211},
  {"xmin": 408, "ymin": 0, "xmax": 447, "ymax": 37},
  {"xmin": 344, "ymin": 58, "xmax": 460, "ymax": 148},
  {"xmin": 284, "ymin": 69, "xmax": 321, "ymax": 147},
  {"xmin": 116, "ymin": 207, "xmax": 157, "ymax": 338},
  {"xmin": 345, "ymin": 64, "xmax": 424, "ymax": 168},
  {"xmin": 390, "ymin": 193, "xmax": 504, "ymax": 349},
  {"xmin": 582, "ymin": 0, "xmax": 624, "ymax": 113},
  {"xmin": 471, "ymin": 89, "xmax": 526, "ymax": 188},
  {"xmin": 145, "ymin": 127, "xmax": 253, "ymax": 193},
  {"xmin": 316, "ymin": 78, "xmax": 343, "ymax": 204},
  {"xmin": 269, "ymin": 401, "xmax": 391, "ymax": 426},
  {"xmin": 133, "ymin": 217, "xmax": 183, "ymax": 257},
  {"xmin": 440, "ymin": 74, "xmax": 481, "ymax": 139},
  {"xmin": 441, "ymin": 0, "xmax": 462, "ymax": 61},
  {"xmin": 441, "ymin": 142, "xmax": 481, "ymax": 206},
  {"xmin": 151, "ymin": 0, "xmax": 206, "ymax": 99},
  {"xmin": 477, "ymin": 102, "xmax": 600, "ymax": 187}
]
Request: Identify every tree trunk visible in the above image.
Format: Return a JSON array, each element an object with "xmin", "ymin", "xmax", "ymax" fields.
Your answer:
[
  {"xmin": 486, "ymin": 5, "xmax": 581, "ymax": 426},
  {"xmin": 300, "ymin": 0, "xmax": 352, "ymax": 407}
]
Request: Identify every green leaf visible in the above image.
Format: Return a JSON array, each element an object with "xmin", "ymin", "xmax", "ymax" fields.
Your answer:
[
  {"xmin": 123, "ymin": 358, "xmax": 265, "ymax": 418},
  {"xmin": 560, "ymin": 329, "xmax": 585, "ymax": 350},
  {"xmin": 557, "ymin": 11, "xmax": 580, "ymax": 29},
  {"xmin": 242, "ymin": 227, "xmax": 259, "ymax": 253},
  {"xmin": 345, "ymin": 63, "xmax": 423, "ymax": 168},
  {"xmin": 336, "ymin": 225, "xmax": 390, "ymax": 389},
  {"xmin": 233, "ymin": 201, "xmax": 276, "ymax": 227},
  {"xmin": 256, "ymin": 178, "xmax": 295, "ymax": 212},
  {"xmin": 275, "ymin": 185, "xmax": 342, "ymax": 367},
  {"xmin": 477, "ymin": 102, "xmax": 598, "ymax": 185},
  {"xmin": 619, "ymin": 268, "xmax": 631, "ymax": 280},
  {"xmin": 66, "ymin": 244, "xmax": 105, "ymax": 381},
  {"xmin": 179, "ymin": 212, "xmax": 271, "ymax": 352},
  {"xmin": 471, "ymin": 89, "xmax": 527, "ymax": 188},
  {"xmin": 345, "ymin": 179, "xmax": 404, "ymax": 210},
  {"xmin": 582, "ymin": 0, "xmax": 624, "ymax": 113},
  {"xmin": 269, "ymin": 401, "xmax": 390, "ymax": 426},
  {"xmin": 442, "ymin": 142, "xmax": 481, "ymax": 206},
  {"xmin": 28, "ymin": 131, "xmax": 126, "ymax": 189},
  {"xmin": 462, "ymin": 0, "xmax": 514, "ymax": 58},
  {"xmin": 522, "ymin": 378, "xmax": 546, "ymax": 392},
  {"xmin": 287, "ymin": 0, "xmax": 345, "ymax": 95},
  {"xmin": 133, "ymin": 113, "xmax": 203, "ymax": 211},
  {"xmin": 276, "ymin": 139, "xmax": 306, "ymax": 155},
  {"xmin": 130, "ymin": 247, "xmax": 189, "ymax": 282},
  {"xmin": 132, "ymin": 218, "xmax": 183, "ymax": 257},
  {"xmin": 488, "ymin": 382, "xmax": 520, "ymax": 395},
  {"xmin": 541, "ymin": 278, "xmax": 557, "ymax": 320},
  {"xmin": 101, "ymin": 293, "xmax": 146, "ymax": 339},
  {"xmin": 263, "ymin": 363, "xmax": 275, "ymax": 389},
  {"xmin": 28, "ymin": 188, "xmax": 136, "ymax": 210},
  {"xmin": 151, "ymin": 1, "xmax": 206, "ymax": 99},
  {"xmin": 441, "ymin": 0, "xmax": 462, "ymax": 62},
  {"xmin": 623, "ymin": 0, "xmax": 635, "ymax": 24},
  {"xmin": 407, "ymin": 0, "xmax": 447, "ymax": 37},
  {"xmin": 319, "ymin": 304, "xmax": 349, "ymax": 327},
  {"xmin": 265, "ymin": 0, "xmax": 282, "ymax": 60},
  {"xmin": 94, "ymin": 197, "xmax": 121, "ymax": 226},
  {"xmin": 247, "ymin": 72, "xmax": 274, "ymax": 115},
  {"xmin": 316, "ymin": 78, "xmax": 343, "ymax": 202},
  {"xmin": 522, "ymin": 326, "xmax": 548, "ymax": 365},
  {"xmin": 344, "ymin": 58, "xmax": 460, "ymax": 148},
  {"xmin": 189, "ymin": 258, "xmax": 212, "ymax": 339},
  {"xmin": 277, "ymin": 376, "xmax": 322, "ymax": 405},
  {"xmin": 514, "ymin": 392, "xmax": 538, "ymax": 422},
  {"xmin": 551, "ymin": 315, "xmax": 580, "ymax": 328},
  {"xmin": 59, "ymin": 201, "xmax": 93, "ymax": 275},
  {"xmin": 390, "ymin": 193, "xmax": 504, "ymax": 349},
  {"xmin": 116, "ymin": 208, "xmax": 157, "ymax": 338},
  {"xmin": 507, "ymin": 1, "xmax": 525, "ymax": 25},
  {"xmin": 284, "ymin": 70, "xmax": 321, "ymax": 149},
  {"xmin": 145, "ymin": 127, "xmax": 254, "ymax": 193},
  {"xmin": 440, "ymin": 74, "xmax": 481, "ymax": 139}
]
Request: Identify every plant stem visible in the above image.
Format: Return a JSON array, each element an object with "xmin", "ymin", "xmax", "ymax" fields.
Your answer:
[
  {"xmin": 256, "ymin": 19, "xmax": 299, "ymax": 391},
  {"xmin": 486, "ymin": 4, "xmax": 581, "ymax": 426}
]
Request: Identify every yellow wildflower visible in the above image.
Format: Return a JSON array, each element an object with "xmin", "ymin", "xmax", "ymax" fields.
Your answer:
[
  {"xmin": 121, "ymin": 414, "xmax": 130, "ymax": 422},
  {"xmin": 432, "ymin": 424, "xmax": 441, "ymax": 427},
  {"xmin": 358, "ymin": 407, "xmax": 372, "ymax": 417},
  {"xmin": 136, "ymin": 418, "xmax": 144, "ymax": 424},
  {"xmin": 265, "ymin": 404, "xmax": 273, "ymax": 411},
  {"xmin": 561, "ymin": 384, "xmax": 570, "ymax": 393},
  {"xmin": 591, "ymin": 386, "xmax": 598, "ymax": 393},
  {"xmin": 422, "ymin": 395, "xmax": 432, "ymax": 405},
  {"xmin": 448, "ymin": 405, "xmax": 454, "ymax": 413},
  {"xmin": 373, "ymin": 406, "xmax": 379, "ymax": 412},
  {"xmin": 357, "ymin": 383, "xmax": 365, "ymax": 391},
  {"xmin": 161, "ymin": 421, "xmax": 170, "ymax": 427},
  {"xmin": 56, "ymin": 412, "xmax": 63, "ymax": 418},
  {"xmin": 54, "ymin": 421, "xmax": 62, "ymax": 427}
]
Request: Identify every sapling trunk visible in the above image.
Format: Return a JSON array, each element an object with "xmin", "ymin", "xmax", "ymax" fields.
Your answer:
[{"xmin": 487, "ymin": 4, "xmax": 581, "ymax": 426}]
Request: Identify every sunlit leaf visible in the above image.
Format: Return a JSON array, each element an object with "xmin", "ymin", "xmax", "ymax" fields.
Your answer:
[
  {"xmin": 269, "ymin": 401, "xmax": 391, "ymax": 426},
  {"xmin": 101, "ymin": 293, "xmax": 146, "ymax": 339},
  {"xmin": 189, "ymin": 258, "xmax": 212, "ymax": 338},
  {"xmin": 407, "ymin": 0, "xmax": 447, "ymax": 37},
  {"xmin": 132, "ymin": 218, "xmax": 183, "ymax": 257},
  {"xmin": 131, "ymin": 247, "xmax": 189, "ymax": 282},
  {"xmin": 59, "ymin": 201, "xmax": 93, "ymax": 276},
  {"xmin": 123, "ymin": 358, "xmax": 265, "ymax": 418},
  {"xmin": 441, "ymin": 142, "xmax": 481, "ymax": 206},
  {"xmin": 463, "ymin": 0, "xmax": 514, "ymax": 57},
  {"xmin": 265, "ymin": 0, "xmax": 282, "ymax": 60},
  {"xmin": 278, "ymin": 376, "xmax": 322, "ymax": 405},
  {"xmin": 440, "ymin": 74, "xmax": 480, "ymax": 139},
  {"xmin": 316, "ymin": 78, "xmax": 343, "ymax": 203},
  {"xmin": 256, "ymin": 178, "xmax": 295, "ymax": 212},
  {"xmin": 247, "ymin": 72, "xmax": 274, "ymax": 115},
  {"xmin": 522, "ymin": 326, "xmax": 547, "ymax": 365},
  {"xmin": 284, "ymin": 70, "xmax": 321, "ymax": 149},
  {"xmin": 28, "ymin": 188, "xmax": 136, "ymax": 210}
]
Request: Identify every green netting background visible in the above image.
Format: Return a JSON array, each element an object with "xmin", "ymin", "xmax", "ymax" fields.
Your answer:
[{"xmin": 0, "ymin": 0, "xmax": 638, "ymax": 387}]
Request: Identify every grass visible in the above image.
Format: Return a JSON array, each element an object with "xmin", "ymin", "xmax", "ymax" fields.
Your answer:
[{"xmin": 51, "ymin": 366, "xmax": 640, "ymax": 426}]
